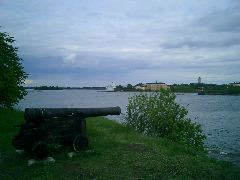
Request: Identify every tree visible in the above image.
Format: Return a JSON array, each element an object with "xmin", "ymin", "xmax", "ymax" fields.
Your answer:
[
  {"xmin": 124, "ymin": 89, "xmax": 206, "ymax": 150},
  {"xmin": 0, "ymin": 30, "xmax": 27, "ymax": 108}
]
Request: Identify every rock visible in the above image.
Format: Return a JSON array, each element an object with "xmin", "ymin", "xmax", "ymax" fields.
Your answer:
[
  {"xmin": 27, "ymin": 157, "xmax": 55, "ymax": 166},
  {"xmin": 44, "ymin": 157, "xmax": 55, "ymax": 164},
  {"xmin": 28, "ymin": 159, "xmax": 36, "ymax": 166},
  {"xmin": 16, "ymin": 149, "xmax": 24, "ymax": 154},
  {"xmin": 67, "ymin": 152, "xmax": 75, "ymax": 158}
]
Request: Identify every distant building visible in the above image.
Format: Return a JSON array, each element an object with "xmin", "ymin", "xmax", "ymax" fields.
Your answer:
[
  {"xmin": 198, "ymin": 77, "xmax": 201, "ymax": 84},
  {"xmin": 229, "ymin": 82, "xmax": 240, "ymax": 87},
  {"xmin": 145, "ymin": 82, "xmax": 169, "ymax": 91},
  {"xmin": 135, "ymin": 84, "xmax": 146, "ymax": 91}
]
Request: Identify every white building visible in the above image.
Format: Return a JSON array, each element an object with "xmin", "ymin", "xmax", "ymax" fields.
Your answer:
[
  {"xmin": 106, "ymin": 82, "xmax": 116, "ymax": 91},
  {"xmin": 135, "ymin": 85, "xmax": 146, "ymax": 91}
]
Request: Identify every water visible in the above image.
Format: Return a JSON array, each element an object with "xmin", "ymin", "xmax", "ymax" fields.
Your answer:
[{"xmin": 16, "ymin": 90, "xmax": 240, "ymax": 165}]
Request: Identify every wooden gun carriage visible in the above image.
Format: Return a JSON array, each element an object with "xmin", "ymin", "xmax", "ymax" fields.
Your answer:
[{"xmin": 12, "ymin": 107, "xmax": 121, "ymax": 159}]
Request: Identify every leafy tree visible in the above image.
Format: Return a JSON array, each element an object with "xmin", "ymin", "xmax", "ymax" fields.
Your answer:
[
  {"xmin": 124, "ymin": 89, "xmax": 206, "ymax": 150},
  {"xmin": 115, "ymin": 85, "xmax": 124, "ymax": 91},
  {"xmin": 126, "ymin": 84, "xmax": 133, "ymax": 89},
  {"xmin": 0, "ymin": 30, "xmax": 27, "ymax": 108}
]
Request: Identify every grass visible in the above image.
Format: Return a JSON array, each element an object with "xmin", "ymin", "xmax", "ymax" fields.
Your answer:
[{"xmin": 0, "ymin": 108, "xmax": 240, "ymax": 179}]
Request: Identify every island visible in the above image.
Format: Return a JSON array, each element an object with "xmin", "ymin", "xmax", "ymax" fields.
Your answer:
[{"xmin": 33, "ymin": 86, "xmax": 64, "ymax": 90}]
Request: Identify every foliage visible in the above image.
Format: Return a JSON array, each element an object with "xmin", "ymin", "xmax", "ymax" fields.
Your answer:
[
  {"xmin": 115, "ymin": 84, "xmax": 136, "ymax": 92},
  {"xmin": 170, "ymin": 84, "xmax": 197, "ymax": 93},
  {"xmin": 0, "ymin": 30, "xmax": 27, "ymax": 107},
  {"xmin": 170, "ymin": 83, "xmax": 240, "ymax": 94},
  {"xmin": 204, "ymin": 86, "xmax": 240, "ymax": 95},
  {"xmin": 124, "ymin": 89, "xmax": 206, "ymax": 150}
]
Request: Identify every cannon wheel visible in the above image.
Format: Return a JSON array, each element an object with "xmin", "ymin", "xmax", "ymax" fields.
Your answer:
[
  {"xmin": 73, "ymin": 135, "xmax": 88, "ymax": 152},
  {"xmin": 32, "ymin": 141, "xmax": 49, "ymax": 160}
]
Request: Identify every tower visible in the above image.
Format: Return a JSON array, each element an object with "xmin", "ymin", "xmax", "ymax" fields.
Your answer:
[{"xmin": 198, "ymin": 77, "xmax": 201, "ymax": 84}]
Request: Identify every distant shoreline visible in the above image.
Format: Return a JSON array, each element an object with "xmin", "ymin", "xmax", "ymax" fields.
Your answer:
[
  {"xmin": 25, "ymin": 86, "xmax": 106, "ymax": 91},
  {"xmin": 26, "ymin": 89, "xmax": 240, "ymax": 95}
]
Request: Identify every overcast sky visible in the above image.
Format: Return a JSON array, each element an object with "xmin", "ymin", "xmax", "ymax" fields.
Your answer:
[{"xmin": 1, "ymin": 0, "xmax": 240, "ymax": 86}]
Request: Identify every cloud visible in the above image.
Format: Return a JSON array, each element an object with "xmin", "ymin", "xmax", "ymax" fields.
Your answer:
[
  {"xmin": 1, "ymin": 0, "xmax": 240, "ymax": 86},
  {"xmin": 63, "ymin": 54, "xmax": 77, "ymax": 64},
  {"xmin": 162, "ymin": 37, "xmax": 240, "ymax": 49},
  {"xmin": 196, "ymin": 1, "xmax": 240, "ymax": 33}
]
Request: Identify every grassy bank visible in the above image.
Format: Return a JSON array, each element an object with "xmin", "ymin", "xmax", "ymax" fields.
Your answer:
[{"xmin": 0, "ymin": 108, "xmax": 240, "ymax": 179}]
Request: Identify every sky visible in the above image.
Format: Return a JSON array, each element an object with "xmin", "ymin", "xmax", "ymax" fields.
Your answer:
[{"xmin": 0, "ymin": 0, "xmax": 240, "ymax": 86}]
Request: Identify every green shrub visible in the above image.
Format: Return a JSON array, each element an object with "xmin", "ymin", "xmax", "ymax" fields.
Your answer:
[{"xmin": 124, "ymin": 89, "xmax": 206, "ymax": 150}]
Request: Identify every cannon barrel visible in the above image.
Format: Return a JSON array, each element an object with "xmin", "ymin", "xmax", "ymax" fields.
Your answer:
[{"xmin": 25, "ymin": 106, "xmax": 121, "ymax": 123}]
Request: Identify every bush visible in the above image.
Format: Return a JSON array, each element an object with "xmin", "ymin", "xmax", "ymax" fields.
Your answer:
[{"xmin": 124, "ymin": 89, "xmax": 206, "ymax": 150}]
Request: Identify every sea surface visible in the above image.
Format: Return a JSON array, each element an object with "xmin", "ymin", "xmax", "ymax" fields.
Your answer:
[{"xmin": 16, "ymin": 90, "xmax": 240, "ymax": 165}]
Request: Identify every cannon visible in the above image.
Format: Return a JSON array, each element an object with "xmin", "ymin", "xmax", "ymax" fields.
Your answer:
[{"xmin": 12, "ymin": 107, "xmax": 121, "ymax": 159}]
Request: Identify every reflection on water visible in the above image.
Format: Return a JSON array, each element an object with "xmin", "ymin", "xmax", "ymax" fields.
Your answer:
[{"xmin": 17, "ymin": 90, "xmax": 240, "ymax": 165}]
